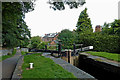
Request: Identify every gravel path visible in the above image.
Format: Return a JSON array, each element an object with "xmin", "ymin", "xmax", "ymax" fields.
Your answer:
[{"xmin": 0, "ymin": 50, "xmax": 21, "ymax": 80}]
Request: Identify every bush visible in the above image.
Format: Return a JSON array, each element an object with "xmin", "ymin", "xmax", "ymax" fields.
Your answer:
[
  {"xmin": 76, "ymin": 32, "xmax": 120, "ymax": 53},
  {"xmin": 21, "ymin": 51, "xmax": 27, "ymax": 55},
  {"xmin": 93, "ymin": 34, "xmax": 120, "ymax": 53}
]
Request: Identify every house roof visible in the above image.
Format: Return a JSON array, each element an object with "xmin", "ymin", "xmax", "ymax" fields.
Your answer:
[{"xmin": 43, "ymin": 33, "xmax": 58, "ymax": 38}]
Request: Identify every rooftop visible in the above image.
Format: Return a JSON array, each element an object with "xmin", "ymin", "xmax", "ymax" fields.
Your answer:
[{"xmin": 43, "ymin": 33, "xmax": 58, "ymax": 38}]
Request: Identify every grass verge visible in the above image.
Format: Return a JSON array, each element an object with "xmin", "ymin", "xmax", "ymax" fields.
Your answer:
[
  {"xmin": 86, "ymin": 51, "xmax": 120, "ymax": 62},
  {"xmin": 21, "ymin": 53, "xmax": 76, "ymax": 79},
  {"xmin": 0, "ymin": 48, "xmax": 17, "ymax": 62}
]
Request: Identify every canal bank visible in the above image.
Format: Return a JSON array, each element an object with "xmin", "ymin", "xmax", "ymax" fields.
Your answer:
[{"xmin": 78, "ymin": 53, "xmax": 120, "ymax": 80}]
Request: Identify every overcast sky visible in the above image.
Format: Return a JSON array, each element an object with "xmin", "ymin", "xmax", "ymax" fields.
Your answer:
[{"xmin": 24, "ymin": 0, "xmax": 119, "ymax": 37}]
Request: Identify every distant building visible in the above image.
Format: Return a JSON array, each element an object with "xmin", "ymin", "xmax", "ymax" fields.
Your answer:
[
  {"xmin": 42, "ymin": 33, "xmax": 59, "ymax": 45},
  {"xmin": 95, "ymin": 25, "xmax": 102, "ymax": 32}
]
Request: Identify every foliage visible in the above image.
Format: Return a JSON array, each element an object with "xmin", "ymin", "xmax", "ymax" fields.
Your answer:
[
  {"xmin": 76, "ymin": 8, "xmax": 93, "ymax": 33},
  {"xmin": 75, "ymin": 17, "xmax": 120, "ymax": 53},
  {"xmin": 48, "ymin": 0, "xmax": 86, "ymax": 10},
  {"xmin": 57, "ymin": 29, "xmax": 75, "ymax": 49},
  {"xmin": 102, "ymin": 19, "xmax": 120, "ymax": 36},
  {"xmin": 21, "ymin": 53, "xmax": 76, "ymax": 78},
  {"xmin": 111, "ymin": 19, "xmax": 120, "ymax": 36},
  {"xmin": 76, "ymin": 32, "xmax": 120, "ymax": 53},
  {"xmin": 37, "ymin": 41, "xmax": 48, "ymax": 49},
  {"xmin": 30, "ymin": 36, "xmax": 42, "ymax": 49},
  {"xmin": 47, "ymin": 46, "xmax": 58, "ymax": 50},
  {"xmin": 102, "ymin": 22, "xmax": 112, "ymax": 34},
  {"xmin": 21, "ymin": 51, "xmax": 27, "ymax": 55},
  {"xmin": 28, "ymin": 36, "xmax": 49, "ymax": 49},
  {"xmin": 2, "ymin": 2, "xmax": 35, "ymax": 48},
  {"xmin": 86, "ymin": 51, "xmax": 120, "ymax": 62}
]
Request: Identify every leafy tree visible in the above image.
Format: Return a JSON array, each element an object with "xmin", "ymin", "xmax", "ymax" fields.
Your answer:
[
  {"xmin": 57, "ymin": 29, "xmax": 75, "ymax": 49},
  {"xmin": 76, "ymin": 8, "xmax": 93, "ymax": 33},
  {"xmin": 75, "ymin": 19, "xmax": 120, "ymax": 53},
  {"xmin": 2, "ymin": 2, "xmax": 35, "ymax": 48},
  {"xmin": 30, "ymin": 36, "xmax": 42, "ymax": 49},
  {"xmin": 111, "ymin": 19, "xmax": 120, "ymax": 36},
  {"xmin": 48, "ymin": 0, "xmax": 86, "ymax": 10},
  {"xmin": 102, "ymin": 22, "xmax": 114, "ymax": 35},
  {"xmin": 37, "ymin": 41, "xmax": 48, "ymax": 49},
  {"xmin": 102, "ymin": 19, "xmax": 120, "ymax": 36}
]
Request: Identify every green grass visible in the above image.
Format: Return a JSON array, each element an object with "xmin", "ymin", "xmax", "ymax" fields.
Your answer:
[
  {"xmin": 0, "ymin": 48, "xmax": 17, "ymax": 62},
  {"xmin": 86, "ymin": 51, "xmax": 120, "ymax": 62},
  {"xmin": 21, "ymin": 51, "xmax": 27, "ymax": 55},
  {"xmin": 21, "ymin": 53, "xmax": 76, "ymax": 79}
]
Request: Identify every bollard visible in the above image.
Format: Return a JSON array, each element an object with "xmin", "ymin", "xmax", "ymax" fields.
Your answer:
[{"xmin": 29, "ymin": 63, "xmax": 33, "ymax": 69}]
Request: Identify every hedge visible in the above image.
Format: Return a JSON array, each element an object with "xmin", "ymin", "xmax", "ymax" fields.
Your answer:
[{"xmin": 77, "ymin": 33, "xmax": 120, "ymax": 53}]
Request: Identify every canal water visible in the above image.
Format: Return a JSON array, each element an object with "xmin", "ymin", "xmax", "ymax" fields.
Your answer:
[{"xmin": 78, "ymin": 55, "xmax": 120, "ymax": 80}]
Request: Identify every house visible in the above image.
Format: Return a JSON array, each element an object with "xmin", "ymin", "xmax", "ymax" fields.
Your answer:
[
  {"xmin": 42, "ymin": 33, "xmax": 59, "ymax": 45},
  {"xmin": 95, "ymin": 25, "xmax": 102, "ymax": 32}
]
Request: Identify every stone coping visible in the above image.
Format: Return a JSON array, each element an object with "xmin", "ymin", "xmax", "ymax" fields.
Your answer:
[{"xmin": 11, "ymin": 56, "xmax": 24, "ymax": 80}]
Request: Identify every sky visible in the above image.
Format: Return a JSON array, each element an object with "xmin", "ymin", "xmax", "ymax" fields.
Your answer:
[{"xmin": 24, "ymin": 0, "xmax": 120, "ymax": 37}]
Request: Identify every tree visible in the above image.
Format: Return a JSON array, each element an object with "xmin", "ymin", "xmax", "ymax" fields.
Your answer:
[
  {"xmin": 30, "ymin": 36, "xmax": 42, "ymax": 49},
  {"xmin": 101, "ymin": 22, "xmax": 114, "ymax": 35},
  {"xmin": 2, "ymin": 2, "xmax": 35, "ymax": 48},
  {"xmin": 76, "ymin": 8, "xmax": 93, "ymax": 33},
  {"xmin": 57, "ymin": 29, "xmax": 75, "ymax": 49},
  {"xmin": 102, "ymin": 19, "xmax": 120, "ymax": 36},
  {"xmin": 111, "ymin": 19, "xmax": 120, "ymax": 36},
  {"xmin": 48, "ymin": 0, "xmax": 86, "ymax": 10}
]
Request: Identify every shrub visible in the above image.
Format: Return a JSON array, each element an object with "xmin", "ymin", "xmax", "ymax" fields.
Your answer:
[{"xmin": 77, "ymin": 32, "xmax": 120, "ymax": 53}]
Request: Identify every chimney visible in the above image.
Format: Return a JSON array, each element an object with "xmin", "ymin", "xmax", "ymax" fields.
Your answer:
[{"xmin": 95, "ymin": 25, "xmax": 102, "ymax": 32}]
